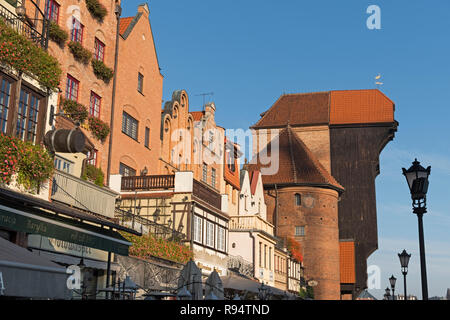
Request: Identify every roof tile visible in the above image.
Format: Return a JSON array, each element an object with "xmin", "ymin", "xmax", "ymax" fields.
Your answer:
[
  {"xmin": 340, "ymin": 241, "xmax": 356, "ymax": 284},
  {"xmin": 119, "ymin": 17, "xmax": 134, "ymax": 36},
  {"xmin": 247, "ymin": 127, "xmax": 343, "ymax": 191}
]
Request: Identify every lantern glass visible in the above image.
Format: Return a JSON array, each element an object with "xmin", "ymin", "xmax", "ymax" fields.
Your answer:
[
  {"xmin": 398, "ymin": 250, "xmax": 411, "ymax": 268},
  {"xmin": 402, "ymin": 159, "xmax": 431, "ymax": 196},
  {"xmin": 389, "ymin": 275, "xmax": 397, "ymax": 289}
]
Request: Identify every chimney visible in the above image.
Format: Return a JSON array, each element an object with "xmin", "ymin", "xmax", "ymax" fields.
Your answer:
[{"xmin": 138, "ymin": 3, "xmax": 150, "ymax": 15}]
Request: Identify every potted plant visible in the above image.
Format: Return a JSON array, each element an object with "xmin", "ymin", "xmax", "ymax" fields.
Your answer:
[
  {"xmin": 85, "ymin": 0, "xmax": 108, "ymax": 21},
  {"xmin": 68, "ymin": 41, "xmax": 92, "ymax": 65},
  {"xmin": 48, "ymin": 21, "xmax": 69, "ymax": 47},
  {"xmin": 88, "ymin": 116, "xmax": 110, "ymax": 142},
  {"xmin": 92, "ymin": 59, "xmax": 114, "ymax": 83},
  {"xmin": 60, "ymin": 98, "xmax": 89, "ymax": 124}
]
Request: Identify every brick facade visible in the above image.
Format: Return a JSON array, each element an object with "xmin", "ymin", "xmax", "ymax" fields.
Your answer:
[
  {"xmin": 264, "ymin": 186, "xmax": 341, "ymax": 300},
  {"xmin": 109, "ymin": 4, "xmax": 163, "ymax": 177},
  {"xmin": 47, "ymin": 0, "xmax": 119, "ymax": 178}
]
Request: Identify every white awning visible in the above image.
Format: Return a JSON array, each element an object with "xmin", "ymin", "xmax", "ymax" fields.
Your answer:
[{"xmin": 0, "ymin": 237, "xmax": 70, "ymax": 299}]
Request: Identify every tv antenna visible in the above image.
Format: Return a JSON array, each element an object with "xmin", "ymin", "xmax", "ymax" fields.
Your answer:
[{"xmin": 195, "ymin": 92, "xmax": 214, "ymax": 110}]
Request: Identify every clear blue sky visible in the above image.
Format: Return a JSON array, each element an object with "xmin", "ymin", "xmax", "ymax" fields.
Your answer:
[{"xmin": 123, "ymin": 0, "xmax": 450, "ymax": 299}]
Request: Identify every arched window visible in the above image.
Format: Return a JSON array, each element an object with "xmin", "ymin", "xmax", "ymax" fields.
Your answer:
[{"xmin": 295, "ymin": 193, "xmax": 301, "ymax": 206}]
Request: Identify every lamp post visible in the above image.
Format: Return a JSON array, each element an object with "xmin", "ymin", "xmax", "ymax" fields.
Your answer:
[
  {"xmin": 398, "ymin": 249, "xmax": 411, "ymax": 300},
  {"xmin": 385, "ymin": 287, "xmax": 391, "ymax": 301},
  {"xmin": 258, "ymin": 282, "xmax": 272, "ymax": 301},
  {"xmin": 402, "ymin": 159, "xmax": 431, "ymax": 300},
  {"xmin": 389, "ymin": 275, "xmax": 397, "ymax": 300}
]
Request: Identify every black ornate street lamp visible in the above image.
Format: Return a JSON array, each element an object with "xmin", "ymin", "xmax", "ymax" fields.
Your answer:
[
  {"xmin": 402, "ymin": 159, "xmax": 431, "ymax": 300},
  {"xmin": 398, "ymin": 249, "xmax": 411, "ymax": 300},
  {"xmin": 385, "ymin": 287, "xmax": 391, "ymax": 301},
  {"xmin": 258, "ymin": 282, "xmax": 272, "ymax": 301},
  {"xmin": 389, "ymin": 275, "xmax": 397, "ymax": 300}
]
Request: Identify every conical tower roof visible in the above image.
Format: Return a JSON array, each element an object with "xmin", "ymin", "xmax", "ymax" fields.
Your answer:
[{"xmin": 248, "ymin": 126, "xmax": 344, "ymax": 192}]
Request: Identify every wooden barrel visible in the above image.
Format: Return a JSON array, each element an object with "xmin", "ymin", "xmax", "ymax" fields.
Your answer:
[{"xmin": 44, "ymin": 128, "xmax": 86, "ymax": 153}]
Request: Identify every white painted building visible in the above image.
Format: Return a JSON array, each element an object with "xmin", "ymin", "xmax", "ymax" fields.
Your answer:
[{"xmin": 228, "ymin": 169, "xmax": 276, "ymax": 287}]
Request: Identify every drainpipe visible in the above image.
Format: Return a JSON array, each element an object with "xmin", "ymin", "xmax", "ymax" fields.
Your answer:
[
  {"xmin": 105, "ymin": 3, "xmax": 121, "ymax": 296},
  {"xmin": 274, "ymin": 184, "xmax": 279, "ymax": 237},
  {"xmin": 106, "ymin": 3, "xmax": 122, "ymax": 186},
  {"xmin": 190, "ymin": 202, "xmax": 196, "ymax": 249},
  {"xmin": 249, "ymin": 232, "xmax": 256, "ymax": 278}
]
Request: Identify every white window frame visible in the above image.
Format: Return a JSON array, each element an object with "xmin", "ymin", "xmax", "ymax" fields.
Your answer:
[
  {"xmin": 206, "ymin": 221, "xmax": 214, "ymax": 248},
  {"xmin": 217, "ymin": 226, "xmax": 225, "ymax": 252},
  {"xmin": 193, "ymin": 215, "xmax": 203, "ymax": 243}
]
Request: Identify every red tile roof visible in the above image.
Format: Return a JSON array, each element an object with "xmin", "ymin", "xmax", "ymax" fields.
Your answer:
[
  {"xmin": 252, "ymin": 92, "xmax": 330, "ymax": 128},
  {"xmin": 340, "ymin": 241, "xmax": 356, "ymax": 284},
  {"xmin": 249, "ymin": 171, "xmax": 260, "ymax": 195},
  {"xmin": 330, "ymin": 90, "xmax": 395, "ymax": 125},
  {"xmin": 247, "ymin": 127, "xmax": 344, "ymax": 191},
  {"xmin": 119, "ymin": 17, "xmax": 134, "ymax": 36},
  {"xmin": 252, "ymin": 89, "xmax": 395, "ymax": 128},
  {"xmin": 190, "ymin": 111, "xmax": 204, "ymax": 122}
]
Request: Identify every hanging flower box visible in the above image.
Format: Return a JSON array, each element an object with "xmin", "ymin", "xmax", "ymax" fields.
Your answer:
[
  {"xmin": 92, "ymin": 59, "xmax": 114, "ymax": 83},
  {"xmin": 68, "ymin": 41, "xmax": 92, "ymax": 65},
  {"xmin": 48, "ymin": 21, "xmax": 68, "ymax": 47},
  {"xmin": 85, "ymin": 0, "xmax": 108, "ymax": 22},
  {"xmin": 60, "ymin": 98, "xmax": 89, "ymax": 124},
  {"xmin": 88, "ymin": 116, "xmax": 110, "ymax": 142}
]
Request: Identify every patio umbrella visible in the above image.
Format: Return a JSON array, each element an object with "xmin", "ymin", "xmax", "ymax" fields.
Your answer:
[
  {"xmin": 177, "ymin": 260, "xmax": 203, "ymax": 300},
  {"xmin": 205, "ymin": 270, "xmax": 224, "ymax": 300}
]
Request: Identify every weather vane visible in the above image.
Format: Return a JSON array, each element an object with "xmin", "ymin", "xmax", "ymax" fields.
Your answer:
[{"xmin": 375, "ymin": 73, "xmax": 383, "ymax": 89}]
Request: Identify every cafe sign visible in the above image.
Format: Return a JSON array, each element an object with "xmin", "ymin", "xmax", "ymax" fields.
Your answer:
[{"xmin": 28, "ymin": 234, "xmax": 108, "ymax": 261}]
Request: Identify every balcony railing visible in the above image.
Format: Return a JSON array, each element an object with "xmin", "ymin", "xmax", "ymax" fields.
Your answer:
[
  {"xmin": 114, "ymin": 208, "xmax": 185, "ymax": 241},
  {"xmin": 192, "ymin": 179, "xmax": 221, "ymax": 210},
  {"xmin": 51, "ymin": 170, "xmax": 118, "ymax": 218},
  {"xmin": 0, "ymin": 2, "xmax": 48, "ymax": 49},
  {"xmin": 227, "ymin": 255, "xmax": 254, "ymax": 278},
  {"xmin": 229, "ymin": 215, "xmax": 275, "ymax": 236},
  {"xmin": 121, "ymin": 175, "xmax": 175, "ymax": 191}
]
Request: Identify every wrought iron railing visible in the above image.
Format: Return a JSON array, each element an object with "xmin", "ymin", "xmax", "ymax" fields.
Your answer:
[
  {"xmin": 121, "ymin": 175, "xmax": 175, "ymax": 191},
  {"xmin": 192, "ymin": 179, "xmax": 222, "ymax": 210},
  {"xmin": 0, "ymin": 1, "xmax": 49, "ymax": 49},
  {"xmin": 227, "ymin": 255, "xmax": 255, "ymax": 278},
  {"xmin": 114, "ymin": 208, "xmax": 185, "ymax": 241}
]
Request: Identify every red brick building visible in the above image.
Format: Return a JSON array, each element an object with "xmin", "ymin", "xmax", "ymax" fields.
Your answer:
[
  {"xmin": 44, "ymin": 0, "xmax": 120, "ymax": 176},
  {"xmin": 248, "ymin": 126, "xmax": 344, "ymax": 300},
  {"xmin": 109, "ymin": 3, "xmax": 163, "ymax": 178},
  {"xmin": 250, "ymin": 89, "xmax": 397, "ymax": 299}
]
